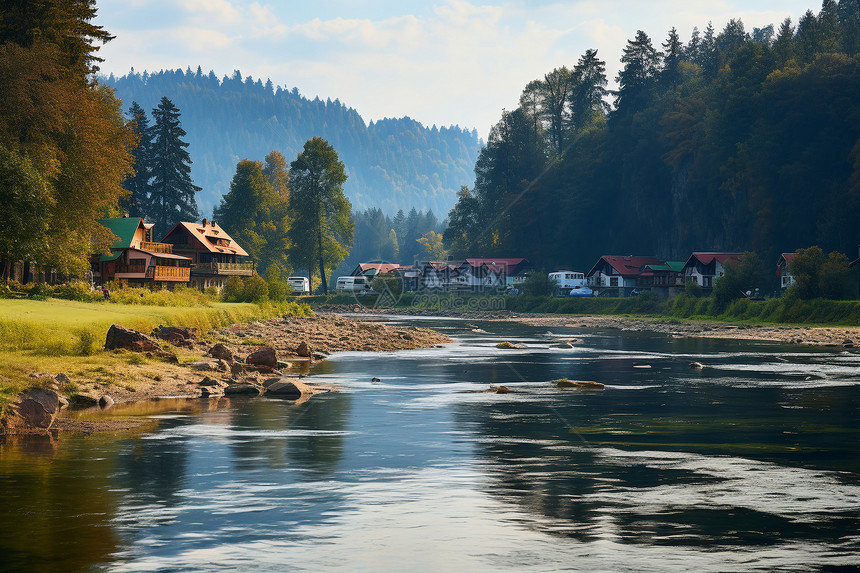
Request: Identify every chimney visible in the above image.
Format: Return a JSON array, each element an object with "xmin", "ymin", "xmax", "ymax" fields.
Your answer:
[
  {"xmin": 211, "ymin": 220, "xmax": 216, "ymax": 227},
  {"xmin": 202, "ymin": 218, "xmax": 208, "ymax": 227}
]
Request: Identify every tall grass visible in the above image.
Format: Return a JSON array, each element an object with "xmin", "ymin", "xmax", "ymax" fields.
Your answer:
[{"xmin": 0, "ymin": 298, "xmax": 311, "ymax": 356}]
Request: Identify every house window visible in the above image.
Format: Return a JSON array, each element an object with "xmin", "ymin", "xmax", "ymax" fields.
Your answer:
[
  {"xmin": 610, "ymin": 277, "xmax": 618, "ymax": 287},
  {"xmin": 704, "ymin": 276, "xmax": 713, "ymax": 287}
]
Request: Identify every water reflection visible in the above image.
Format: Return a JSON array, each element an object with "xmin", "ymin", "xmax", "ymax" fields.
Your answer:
[{"xmin": 1, "ymin": 319, "xmax": 859, "ymax": 572}]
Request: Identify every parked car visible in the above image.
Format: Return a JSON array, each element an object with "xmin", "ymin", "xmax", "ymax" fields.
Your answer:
[
  {"xmin": 287, "ymin": 276, "xmax": 310, "ymax": 295},
  {"xmin": 568, "ymin": 285, "xmax": 594, "ymax": 297}
]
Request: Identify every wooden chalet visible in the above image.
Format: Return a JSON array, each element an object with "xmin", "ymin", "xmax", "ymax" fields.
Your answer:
[
  {"xmin": 93, "ymin": 217, "xmax": 192, "ymax": 286},
  {"xmin": 161, "ymin": 219, "xmax": 254, "ymax": 290},
  {"xmin": 637, "ymin": 261, "xmax": 686, "ymax": 297}
]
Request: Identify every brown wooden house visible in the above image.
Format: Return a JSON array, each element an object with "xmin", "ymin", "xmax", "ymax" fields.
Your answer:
[
  {"xmin": 160, "ymin": 219, "xmax": 254, "ymax": 290},
  {"xmin": 93, "ymin": 217, "xmax": 192, "ymax": 286}
]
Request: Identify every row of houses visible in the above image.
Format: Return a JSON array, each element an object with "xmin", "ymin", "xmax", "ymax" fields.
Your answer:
[
  {"xmin": 91, "ymin": 217, "xmax": 254, "ymax": 290},
  {"xmin": 347, "ymin": 251, "xmax": 828, "ymax": 297},
  {"xmin": 347, "ymin": 259, "xmax": 531, "ymax": 292},
  {"xmin": 586, "ymin": 252, "xmax": 745, "ymax": 297}
]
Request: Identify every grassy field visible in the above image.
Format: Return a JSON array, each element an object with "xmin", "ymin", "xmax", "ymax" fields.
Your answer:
[{"xmin": 0, "ymin": 297, "xmax": 310, "ymax": 414}]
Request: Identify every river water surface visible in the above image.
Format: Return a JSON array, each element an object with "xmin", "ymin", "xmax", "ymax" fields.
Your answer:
[{"xmin": 1, "ymin": 317, "xmax": 859, "ymax": 572}]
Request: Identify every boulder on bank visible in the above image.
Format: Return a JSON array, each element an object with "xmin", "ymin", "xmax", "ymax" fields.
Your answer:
[
  {"xmin": 2, "ymin": 388, "xmax": 61, "ymax": 432},
  {"xmin": 208, "ymin": 343, "xmax": 234, "ymax": 361},
  {"xmin": 68, "ymin": 394, "xmax": 99, "ymax": 409},
  {"xmin": 98, "ymin": 395, "xmax": 115, "ymax": 409},
  {"xmin": 246, "ymin": 347, "xmax": 277, "ymax": 369},
  {"xmin": 263, "ymin": 378, "xmax": 312, "ymax": 398},
  {"xmin": 296, "ymin": 342, "xmax": 312, "ymax": 357},
  {"xmin": 152, "ymin": 325, "xmax": 196, "ymax": 347},
  {"xmin": 224, "ymin": 383, "xmax": 262, "ymax": 396},
  {"xmin": 553, "ymin": 378, "xmax": 604, "ymax": 390},
  {"xmin": 105, "ymin": 324, "xmax": 161, "ymax": 353}
]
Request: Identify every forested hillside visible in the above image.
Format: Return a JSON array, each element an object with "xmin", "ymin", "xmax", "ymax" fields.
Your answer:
[
  {"xmin": 445, "ymin": 0, "xmax": 860, "ymax": 271},
  {"xmin": 103, "ymin": 69, "xmax": 481, "ymax": 216}
]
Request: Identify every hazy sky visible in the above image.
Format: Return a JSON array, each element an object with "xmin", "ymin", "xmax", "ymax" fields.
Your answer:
[{"xmin": 96, "ymin": 0, "xmax": 819, "ymax": 138}]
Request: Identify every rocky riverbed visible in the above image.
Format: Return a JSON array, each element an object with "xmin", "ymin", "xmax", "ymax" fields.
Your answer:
[{"xmin": 1, "ymin": 314, "xmax": 450, "ymax": 434}]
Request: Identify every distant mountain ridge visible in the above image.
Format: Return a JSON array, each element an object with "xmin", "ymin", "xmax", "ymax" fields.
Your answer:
[{"xmin": 102, "ymin": 68, "xmax": 481, "ymax": 217}]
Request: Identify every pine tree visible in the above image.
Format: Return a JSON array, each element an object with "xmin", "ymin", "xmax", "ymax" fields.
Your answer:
[
  {"xmin": 614, "ymin": 30, "xmax": 660, "ymax": 111},
  {"xmin": 773, "ymin": 18, "xmax": 795, "ymax": 67},
  {"xmin": 570, "ymin": 49, "xmax": 609, "ymax": 133},
  {"xmin": 148, "ymin": 96, "xmax": 200, "ymax": 235},
  {"xmin": 120, "ymin": 101, "xmax": 153, "ymax": 216},
  {"xmin": 661, "ymin": 27, "xmax": 684, "ymax": 88}
]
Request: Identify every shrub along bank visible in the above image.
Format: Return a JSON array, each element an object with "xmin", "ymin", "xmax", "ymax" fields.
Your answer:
[{"xmin": 302, "ymin": 290, "xmax": 860, "ymax": 326}]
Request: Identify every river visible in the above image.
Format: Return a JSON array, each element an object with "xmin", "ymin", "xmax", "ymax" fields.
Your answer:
[{"xmin": 1, "ymin": 317, "xmax": 859, "ymax": 572}]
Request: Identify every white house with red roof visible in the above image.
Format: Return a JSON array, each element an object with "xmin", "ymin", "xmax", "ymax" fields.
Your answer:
[
  {"xmin": 161, "ymin": 219, "xmax": 254, "ymax": 290},
  {"xmin": 776, "ymin": 252, "xmax": 797, "ymax": 290},
  {"xmin": 586, "ymin": 255, "xmax": 662, "ymax": 296},
  {"xmin": 682, "ymin": 252, "xmax": 743, "ymax": 289}
]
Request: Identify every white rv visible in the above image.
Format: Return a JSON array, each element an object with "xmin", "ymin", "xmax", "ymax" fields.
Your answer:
[
  {"xmin": 287, "ymin": 276, "xmax": 310, "ymax": 294},
  {"xmin": 335, "ymin": 275, "xmax": 372, "ymax": 293},
  {"xmin": 549, "ymin": 271, "xmax": 586, "ymax": 295}
]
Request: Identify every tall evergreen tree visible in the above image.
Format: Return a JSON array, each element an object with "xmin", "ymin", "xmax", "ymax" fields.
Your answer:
[
  {"xmin": 120, "ymin": 101, "xmax": 153, "ymax": 216},
  {"xmin": 614, "ymin": 30, "xmax": 660, "ymax": 111},
  {"xmin": 773, "ymin": 18, "xmax": 796, "ymax": 67},
  {"xmin": 148, "ymin": 96, "xmax": 200, "ymax": 235},
  {"xmin": 570, "ymin": 49, "xmax": 610, "ymax": 133},
  {"xmin": 661, "ymin": 27, "xmax": 684, "ymax": 88}
]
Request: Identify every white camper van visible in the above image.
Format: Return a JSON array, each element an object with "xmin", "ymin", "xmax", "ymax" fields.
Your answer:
[
  {"xmin": 549, "ymin": 271, "xmax": 587, "ymax": 295},
  {"xmin": 335, "ymin": 275, "xmax": 371, "ymax": 293},
  {"xmin": 287, "ymin": 276, "xmax": 310, "ymax": 294}
]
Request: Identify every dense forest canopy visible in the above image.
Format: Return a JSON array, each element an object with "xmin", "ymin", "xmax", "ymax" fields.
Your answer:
[
  {"xmin": 445, "ymin": 0, "xmax": 860, "ymax": 272},
  {"xmin": 102, "ymin": 69, "xmax": 481, "ymax": 217}
]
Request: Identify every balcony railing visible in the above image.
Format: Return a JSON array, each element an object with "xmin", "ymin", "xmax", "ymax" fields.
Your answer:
[
  {"xmin": 193, "ymin": 261, "xmax": 254, "ymax": 276},
  {"xmin": 139, "ymin": 242, "xmax": 173, "ymax": 254},
  {"xmin": 115, "ymin": 263, "xmax": 146, "ymax": 275},
  {"xmin": 145, "ymin": 265, "xmax": 191, "ymax": 282}
]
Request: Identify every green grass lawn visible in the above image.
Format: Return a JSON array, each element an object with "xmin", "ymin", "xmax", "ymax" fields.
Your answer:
[{"xmin": 0, "ymin": 297, "xmax": 309, "ymax": 416}]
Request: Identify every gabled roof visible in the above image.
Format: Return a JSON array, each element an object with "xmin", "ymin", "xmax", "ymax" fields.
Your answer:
[
  {"xmin": 587, "ymin": 255, "xmax": 661, "ymax": 278},
  {"xmin": 97, "ymin": 217, "xmax": 146, "ymax": 262},
  {"xmin": 163, "ymin": 221, "xmax": 249, "ymax": 257},
  {"xmin": 99, "ymin": 217, "xmax": 144, "ymax": 250},
  {"xmin": 686, "ymin": 252, "xmax": 744, "ymax": 267},
  {"xmin": 128, "ymin": 248, "xmax": 192, "ymax": 262},
  {"xmin": 465, "ymin": 258, "xmax": 529, "ymax": 275},
  {"xmin": 356, "ymin": 262, "xmax": 402, "ymax": 276}
]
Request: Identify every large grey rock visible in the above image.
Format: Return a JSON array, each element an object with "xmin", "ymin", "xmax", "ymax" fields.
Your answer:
[
  {"xmin": 246, "ymin": 347, "xmax": 277, "ymax": 369},
  {"xmin": 264, "ymin": 379, "xmax": 312, "ymax": 398},
  {"xmin": 224, "ymin": 383, "xmax": 262, "ymax": 396},
  {"xmin": 296, "ymin": 342, "xmax": 312, "ymax": 357},
  {"xmin": 189, "ymin": 360, "xmax": 221, "ymax": 372},
  {"xmin": 105, "ymin": 324, "xmax": 161, "ymax": 353},
  {"xmin": 2, "ymin": 388, "xmax": 60, "ymax": 432},
  {"xmin": 98, "ymin": 395, "xmax": 115, "ymax": 409}
]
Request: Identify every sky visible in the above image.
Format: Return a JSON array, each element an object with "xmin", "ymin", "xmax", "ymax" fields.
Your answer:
[{"xmin": 95, "ymin": 0, "xmax": 820, "ymax": 139}]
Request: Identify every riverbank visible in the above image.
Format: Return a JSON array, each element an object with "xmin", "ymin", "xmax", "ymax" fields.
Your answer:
[
  {"xmin": 1, "ymin": 310, "xmax": 450, "ymax": 434},
  {"xmin": 313, "ymin": 304, "xmax": 860, "ymax": 347}
]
